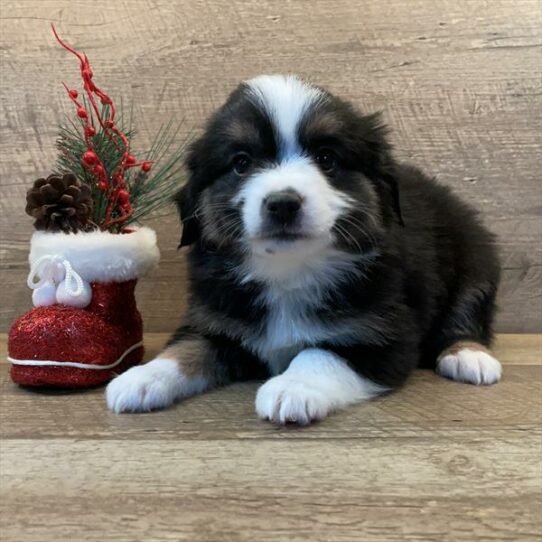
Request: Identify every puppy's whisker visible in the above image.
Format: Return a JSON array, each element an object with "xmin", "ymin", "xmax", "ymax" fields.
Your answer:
[
  {"xmin": 340, "ymin": 218, "xmax": 374, "ymax": 252},
  {"xmin": 212, "ymin": 217, "xmax": 244, "ymax": 250},
  {"xmin": 350, "ymin": 207, "xmax": 382, "ymax": 232},
  {"xmin": 340, "ymin": 212, "xmax": 372, "ymax": 229},
  {"xmin": 203, "ymin": 216, "xmax": 240, "ymax": 235},
  {"xmin": 336, "ymin": 218, "xmax": 366, "ymax": 244},
  {"xmin": 339, "ymin": 216, "xmax": 378, "ymax": 249},
  {"xmin": 334, "ymin": 223, "xmax": 363, "ymax": 254},
  {"xmin": 181, "ymin": 205, "xmax": 208, "ymax": 223},
  {"xmin": 222, "ymin": 220, "xmax": 243, "ymax": 239},
  {"xmin": 334, "ymin": 224, "xmax": 355, "ymax": 251},
  {"xmin": 183, "ymin": 203, "xmax": 238, "ymax": 223}
]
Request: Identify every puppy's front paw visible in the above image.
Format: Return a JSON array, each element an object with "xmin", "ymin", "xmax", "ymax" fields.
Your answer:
[
  {"xmin": 437, "ymin": 349, "xmax": 502, "ymax": 385},
  {"xmin": 106, "ymin": 358, "xmax": 183, "ymax": 413},
  {"xmin": 255, "ymin": 376, "xmax": 331, "ymax": 425}
]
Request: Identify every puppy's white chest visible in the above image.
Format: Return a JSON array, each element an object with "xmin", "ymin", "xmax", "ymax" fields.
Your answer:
[
  {"xmin": 245, "ymin": 291, "xmax": 323, "ymax": 375},
  {"xmin": 241, "ymin": 249, "xmax": 364, "ymax": 374}
]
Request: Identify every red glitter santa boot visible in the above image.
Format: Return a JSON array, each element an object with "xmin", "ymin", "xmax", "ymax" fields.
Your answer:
[{"xmin": 8, "ymin": 227, "xmax": 160, "ymax": 388}]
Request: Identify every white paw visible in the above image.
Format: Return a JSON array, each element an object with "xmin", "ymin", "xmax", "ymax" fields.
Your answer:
[
  {"xmin": 437, "ymin": 349, "xmax": 502, "ymax": 385},
  {"xmin": 106, "ymin": 358, "xmax": 185, "ymax": 413},
  {"xmin": 255, "ymin": 376, "xmax": 332, "ymax": 425}
]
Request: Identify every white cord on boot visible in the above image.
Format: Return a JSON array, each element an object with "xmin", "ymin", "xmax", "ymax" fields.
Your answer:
[
  {"xmin": 27, "ymin": 255, "xmax": 90, "ymax": 307},
  {"xmin": 7, "ymin": 341, "xmax": 144, "ymax": 370},
  {"xmin": 28, "ymin": 255, "xmax": 84, "ymax": 296}
]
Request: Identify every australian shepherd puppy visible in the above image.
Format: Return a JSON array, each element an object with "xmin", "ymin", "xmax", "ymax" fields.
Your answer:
[{"xmin": 107, "ymin": 75, "xmax": 501, "ymax": 424}]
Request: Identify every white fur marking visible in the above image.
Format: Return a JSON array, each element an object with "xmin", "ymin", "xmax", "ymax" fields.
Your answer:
[
  {"xmin": 106, "ymin": 358, "xmax": 208, "ymax": 413},
  {"xmin": 246, "ymin": 74, "xmax": 323, "ymax": 156},
  {"xmin": 437, "ymin": 349, "xmax": 502, "ymax": 385},
  {"xmin": 255, "ymin": 348, "xmax": 386, "ymax": 425},
  {"xmin": 239, "ymin": 249, "xmax": 374, "ymax": 373}
]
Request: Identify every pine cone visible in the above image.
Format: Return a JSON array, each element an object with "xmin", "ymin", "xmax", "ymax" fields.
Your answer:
[{"xmin": 25, "ymin": 173, "xmax": 95, "ymax": 233}]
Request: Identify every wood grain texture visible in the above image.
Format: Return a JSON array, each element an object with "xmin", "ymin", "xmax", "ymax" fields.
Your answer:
[
  {"xmin": 1, "ymin": 333, "xmax": 541, "ymax": 541},
  {"xmin": 1, "ymin": 0, "xmax": 541, "ymax": 332}
]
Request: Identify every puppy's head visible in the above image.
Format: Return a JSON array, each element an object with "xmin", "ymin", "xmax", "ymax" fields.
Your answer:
[{"xmin": 178, "ymin": 75, "xmax": 399, "ymax": 260}]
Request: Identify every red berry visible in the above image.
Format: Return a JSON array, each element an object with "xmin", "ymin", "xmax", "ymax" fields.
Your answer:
[
  {"xmin": 93, "ymin": 164, "xmax": 105, "ymax": 176},
  {"xmin": 117, "ymin": 189, "xmax": 130, "ymax": 204},
  {"xmin": 141, "ymin": 161, "xmax": 152, "ymax": 173},
  {"xmin": 82, "ymin": 150, "xmax": 98, "ymax": 166},
  {"xmin": 98, "ymin": 181, "xmax": 108, "ymax": 191},
  {"xmin": 68, "ymin": 89, "xmax": 78, "ymax": 99},
  {"xmin": 77, "ymin": 108, "xmax": 88, "ymax": 119},
  {"xmin": 85, "ymin": 126, "xmax": 96, "ymax": 137},
  {"xmin": 125, "ymin": 154, "xmax": 136, "ymax": 166}
]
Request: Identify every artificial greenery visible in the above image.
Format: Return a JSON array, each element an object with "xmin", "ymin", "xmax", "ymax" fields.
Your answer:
[{"xmin": 55, "ymin": 103, "xmax": 190, "ymax": 230}]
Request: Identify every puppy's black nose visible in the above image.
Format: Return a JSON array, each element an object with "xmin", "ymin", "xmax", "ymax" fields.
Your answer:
[{"xmin": 264, "ymin": 190, "xmax": 302, "ymax": 224}]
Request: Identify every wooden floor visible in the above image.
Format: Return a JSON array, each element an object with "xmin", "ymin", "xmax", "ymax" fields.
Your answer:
[{"xmin": 1, "ymin": 334, "xmax": 541, "ymax": 542}]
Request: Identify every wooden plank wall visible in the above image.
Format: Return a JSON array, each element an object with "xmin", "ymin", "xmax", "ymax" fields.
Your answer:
[{"xmin": 1, "ymin": 0, "xmax": 541, "ymax": 333}]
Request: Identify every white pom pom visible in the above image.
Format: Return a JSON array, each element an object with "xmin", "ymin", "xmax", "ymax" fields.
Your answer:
[
  {"xmin": 56, "ymin": 279, "xmax": 92, "ymax": 308},
  {"xmin": 32, "ymin": 282, "xmax": 58, "ymax": 307}
]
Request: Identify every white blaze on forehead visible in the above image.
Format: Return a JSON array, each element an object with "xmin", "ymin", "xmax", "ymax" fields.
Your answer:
[{"xmin": 246, "ymin": 74, "xmax": 324, "ymax": 156}]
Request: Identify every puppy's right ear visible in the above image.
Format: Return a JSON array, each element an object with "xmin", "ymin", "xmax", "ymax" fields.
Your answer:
[
  {"xmin": 176, "ymin": 137, "xmax": 207, "ymax": 247},
  {"xmin": 175, "ymin": 183, "xmax": 201, "ymax": 247}
]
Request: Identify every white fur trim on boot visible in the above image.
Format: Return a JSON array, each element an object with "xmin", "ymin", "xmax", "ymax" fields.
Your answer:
[{"xmin": 29, "ymin": 227, "xmax": 160, "ymax": 283}]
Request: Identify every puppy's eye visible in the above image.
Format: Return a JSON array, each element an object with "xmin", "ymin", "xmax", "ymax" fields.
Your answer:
[
  {"xmin": 314, "ymin": 148, "xmax": 337, "ymax": 172},
  {"xmin": 232, "ymin": 153, "xmax": 252, "ymax": 175}
]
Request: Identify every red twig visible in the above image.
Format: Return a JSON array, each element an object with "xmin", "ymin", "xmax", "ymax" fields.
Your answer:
[{"xmin": 52, "ymin": 24, "xmax": 150, "ymax": 230}]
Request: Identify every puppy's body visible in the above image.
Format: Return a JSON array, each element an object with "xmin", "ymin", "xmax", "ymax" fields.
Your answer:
[{"xmin": 107, "ymin": 75, "xmax": 501, "ymax": 422}]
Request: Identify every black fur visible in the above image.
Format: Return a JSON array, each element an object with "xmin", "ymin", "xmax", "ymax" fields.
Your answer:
[{"xmin": 171, "ymin": 81, "xmax": 500, "ymax": 390}]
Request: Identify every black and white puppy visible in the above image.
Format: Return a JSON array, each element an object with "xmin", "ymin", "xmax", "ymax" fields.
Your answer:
[{"xmin": 106, "ymin": 75, "xmax": 502, "ymax": 424}]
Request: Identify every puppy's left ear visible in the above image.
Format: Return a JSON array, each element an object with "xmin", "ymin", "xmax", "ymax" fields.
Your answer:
[
  {"xmin": 356, "ymin": 112, "xmax": 404, "ymax": 226},
  {"xmin": 381, "ymin": 173, "xmax": 404, "ymax": 226},
  {"xmin": 175, "ymin": 183, "xmax": 201, "ymax": 247}
]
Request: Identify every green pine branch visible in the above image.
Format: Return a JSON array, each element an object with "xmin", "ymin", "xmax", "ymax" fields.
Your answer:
[{"xmin": 55, "ymin": 102, "xmax": 191, "ymax": 230}]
